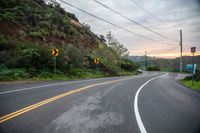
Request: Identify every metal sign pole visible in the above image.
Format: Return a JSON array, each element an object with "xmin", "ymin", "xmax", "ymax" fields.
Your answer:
[
  {"xmin": 191, "ymin": 46, "xmax": 196, "ymax": 86},
  {"xmin": 192, "ymin": 52, "xmax": 194, "ymax": 86},
  {"xmin": 96, "ymin": 64, "xmax": 97, "ymax": 74},
  {"xmin": 94, "ymin": 58, "xmax": 99, "ymax": 74},
  {"xmin": 52, "ymin": 48, "xmax": 58, "ymax": 75},
  {"xmin": 54, "ymin": 56, "xmax": 56, "ymax": 75}
]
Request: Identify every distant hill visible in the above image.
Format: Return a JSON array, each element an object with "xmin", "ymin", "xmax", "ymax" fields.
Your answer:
[
  {"xmin": 129, "ymin": 56, "xmax": 156, "ymax": 62},
  {"xmin": 129, "ymin": 55, "xmax": 200, "ymax": 72}
]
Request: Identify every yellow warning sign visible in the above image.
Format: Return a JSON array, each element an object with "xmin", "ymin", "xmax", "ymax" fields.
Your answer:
[
  {"xmin": 94, "ymin": 58, "xmax": 100, "ymax": 64},
  {"xmin": 52, "ymin": 48, "xmax": 58, "ymax": 56}
]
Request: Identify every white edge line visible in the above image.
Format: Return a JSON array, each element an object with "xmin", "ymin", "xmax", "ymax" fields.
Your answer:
[
  {"xmin": 0, "ymin": 78, "xmax": 101, "ymax": 95},
  {"xmin": 134, "ymin": 73, "xmax": 168, "ymax": 133},
  {"xmin": 0, "ymin": 73, "xmax": 158, "ymax": 95}
]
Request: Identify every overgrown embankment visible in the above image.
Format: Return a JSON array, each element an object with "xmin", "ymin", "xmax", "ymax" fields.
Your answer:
[{"xmin": 0, "ymin": 0, "xmax": 139, "ymax": 80}]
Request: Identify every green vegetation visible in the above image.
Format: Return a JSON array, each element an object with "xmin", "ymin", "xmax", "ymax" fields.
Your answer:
[
  {"xmin": 0, "ymin": 0, "xmax": 139, "ymax": 81},
  {"xmin": 29, "ymin": 31, "xmax": 49, "ymax": 38},
  {"xmin": 147, "ymin": 66, "xmax": 161, "ymax": 71},
  {"xmin": 0, "ymin": 11, "xmax": 16, "ymax": 21},
  {"xmin": 181, "ymin": 80, "xmax": 200, "ymax": 90},
  {"xmin": 181, "ymin": 69, "xmax": 200, "ymax": 90}
]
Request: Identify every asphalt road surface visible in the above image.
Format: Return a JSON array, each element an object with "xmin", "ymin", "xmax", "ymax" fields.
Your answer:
[{"xmin": 0, "ymin": 72, "xmax": 199, "ymax": 133}]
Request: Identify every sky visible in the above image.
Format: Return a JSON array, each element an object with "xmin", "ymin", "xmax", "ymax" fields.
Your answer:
[{"xmin": 58, "ymin": 0, "xmax": 200, "ymax": 58}]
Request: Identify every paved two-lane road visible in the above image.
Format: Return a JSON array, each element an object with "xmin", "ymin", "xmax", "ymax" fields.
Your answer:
[{"xmin": 0, "ymin": 72, "xmax": 199, "ymax": 133}]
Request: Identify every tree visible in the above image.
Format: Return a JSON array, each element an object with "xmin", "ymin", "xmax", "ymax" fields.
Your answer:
[
  {"xmin": 106, "ymin": 31, "xmax": 129, "ymax": 59},
  {"xmin": 106, "ymin": 31, "xmax": 113, "ymax": 46},
  {"xmin": 99, "ymin": 35, "xmax": 106, "ymax": 43}
]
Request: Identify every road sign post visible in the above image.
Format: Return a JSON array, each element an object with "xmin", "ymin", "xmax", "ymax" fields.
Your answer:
[
  {"xmin": 93, "ymin": 58, "xmax": 100, "ymax": 73},
  {"xmin": 54, "ymin": 56, "xmax": 56, "ymax": 74},
  {"xmin": 191, "ymin": 47, "xmax": 196, "ymax": 86},
  {"xmin": 52, "ymin": 48, "xmax": 58, "ymax": 75}
]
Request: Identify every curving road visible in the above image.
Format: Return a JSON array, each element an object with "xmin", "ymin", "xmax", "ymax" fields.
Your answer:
[{"xmin": 0, "ymin": 72, "xmax": 199, "ymax": 133}]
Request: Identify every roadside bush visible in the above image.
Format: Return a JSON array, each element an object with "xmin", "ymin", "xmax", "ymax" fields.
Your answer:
[
  {"xmin": 184, "ymin": 69, "xmax": 200, "ymax": 81},
  {"xmin": 4, "ymin": 43, "xmax": 53, "ymax": 70},
  {"xmin": 194, "ymin": 69, "xmax": 200, "ymax": 81},
  {"xmin": 147, "ymin": 66, "xmax": 161, "ymax": 71},
  {"xmin": 0, "ymin": 65, "xmax": 30, "ymax": 80},
  {"xmin": 119, "ymin": 59, "xmax": 139, "ymax": 72},
  {"xmin": 65, "ymin": 44, "xmax": 84, "ymax": 68}
]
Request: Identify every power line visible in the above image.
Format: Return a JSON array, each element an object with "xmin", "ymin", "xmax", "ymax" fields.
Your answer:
[
  {"xmin": 93, "ymin": 0, "xmax": 178, "ymax": 42},
  {"xmin": 130, "ymin": 0, "xmax": 162, "ymax": 22},
  {"xmin": 58, "ymin": 0, "xmax": 176, "ymax": 45}
]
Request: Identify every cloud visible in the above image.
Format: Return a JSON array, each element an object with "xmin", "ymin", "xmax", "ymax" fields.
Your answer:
[{"xmin": 59, "ymin": 0, "xmax": 200, "ymax": 57}]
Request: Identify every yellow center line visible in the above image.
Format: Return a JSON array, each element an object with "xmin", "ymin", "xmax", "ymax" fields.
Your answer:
[{"xmin": 0, "ymin": 77, "xmax": 134, "ymax": 124}]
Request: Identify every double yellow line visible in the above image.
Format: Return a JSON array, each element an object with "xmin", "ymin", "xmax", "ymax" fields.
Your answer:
[{"xmin": 0, "ymin": 77, "xmax": 133, "ymax": 124}]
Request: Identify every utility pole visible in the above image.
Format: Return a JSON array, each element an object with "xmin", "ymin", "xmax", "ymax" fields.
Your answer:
[
  {"xmin": 145, "ymin": 51, "xmax": 147, "ymax": 70},
  {"xmin": 180, "ymin": 30, "xmax": 183, "ymax": 73},
  {"xmin": 191, "ymin": 47, "xmax": 196, "ymax": 86}
]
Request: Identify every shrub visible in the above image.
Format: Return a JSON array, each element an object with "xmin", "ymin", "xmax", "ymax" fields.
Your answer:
[
  {"xmin": 39, "ymin": 21, "xmax": 51, "ymax": 29},
  {"xmin": 63, "ymin": 23, "xmax": 78, "ymax": 39},
  {"xmin": 65, "ymin": 44, "xmax": 84, "ymax": 68},
  {"xmin": 0, "ymin": 34, "xmax": 7, "ymax": 45},
  {"xmin": 19, "ymin": 30, "xmax": 26, "ymax": 40},
  {"xmin": 29, "ymin": 30, "xmax": 49, "ymax": 38},
  {"xmin": 4, "ymin": 43, "xmax": 53, "ymax": 70},
  {"xmin": 52, "ymin": 30, "xmax": 66, "ymax": 38},
  {"xmin": 29, "ymin": 31, "xmax": 43, "ymax": 38},
  {"xmin": 147, "ymin": 66, "xmax": 161, "ymax": 71},
  {"xmin": 66, "ymin": 12, "xmax": 78, "ymax": 21},
  {"xmin": 0, "ymin": 38, "xmax": 16, "ymax": 51},
  {"xmin": 194, "ymin": 69, "xmax": 200, "ymax": 81},
  {"xmin": 0, "ymin": 65, "xmax": 30, "ymax": 80},
  {"xmin": 0, "ymin": 0, "xmax": 17, "ymax": 8},
  {"xmin": 1, "ymin": 11, "xmax": 16, "ymax": 21},
  {"xmin": 119, "ymin": 59, "xmax": 139, "ymax": 72}
]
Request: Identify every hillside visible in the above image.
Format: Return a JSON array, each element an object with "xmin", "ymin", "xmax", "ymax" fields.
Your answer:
[
  {"xmin": 0, "ymin": 0, "xmax": 139, "ymax": 80},
  {"xmin": 129, "ymin": 55, "xmax": 200, "ymax": 72}
]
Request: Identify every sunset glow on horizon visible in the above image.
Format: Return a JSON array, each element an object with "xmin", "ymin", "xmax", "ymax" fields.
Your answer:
[{"xmin": 148, "ymin": 51, "xmax": 200, "ymax": 59}]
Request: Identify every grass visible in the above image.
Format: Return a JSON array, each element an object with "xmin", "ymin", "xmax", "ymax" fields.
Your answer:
[
  {"xmin": 0, "ymin": 70, "xmax": 136, "ymax": 82},
  {"xmin": 0, "ymin": 65, "xmax": 137, "ymax": 82},
  {"xmin": 35, "ymin": 72, "xmax": 106, "ymax": 81},
  {"xmin": 0, "ymin": 67, "xmax": 109, "ymax": 81},
  {"xmin": 181, "ymin": 80, "xmax": 200, "ymax": 90},
  {"xmin": 118, "ymin": 71, "xmax": 137, "ymax": 76}
]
